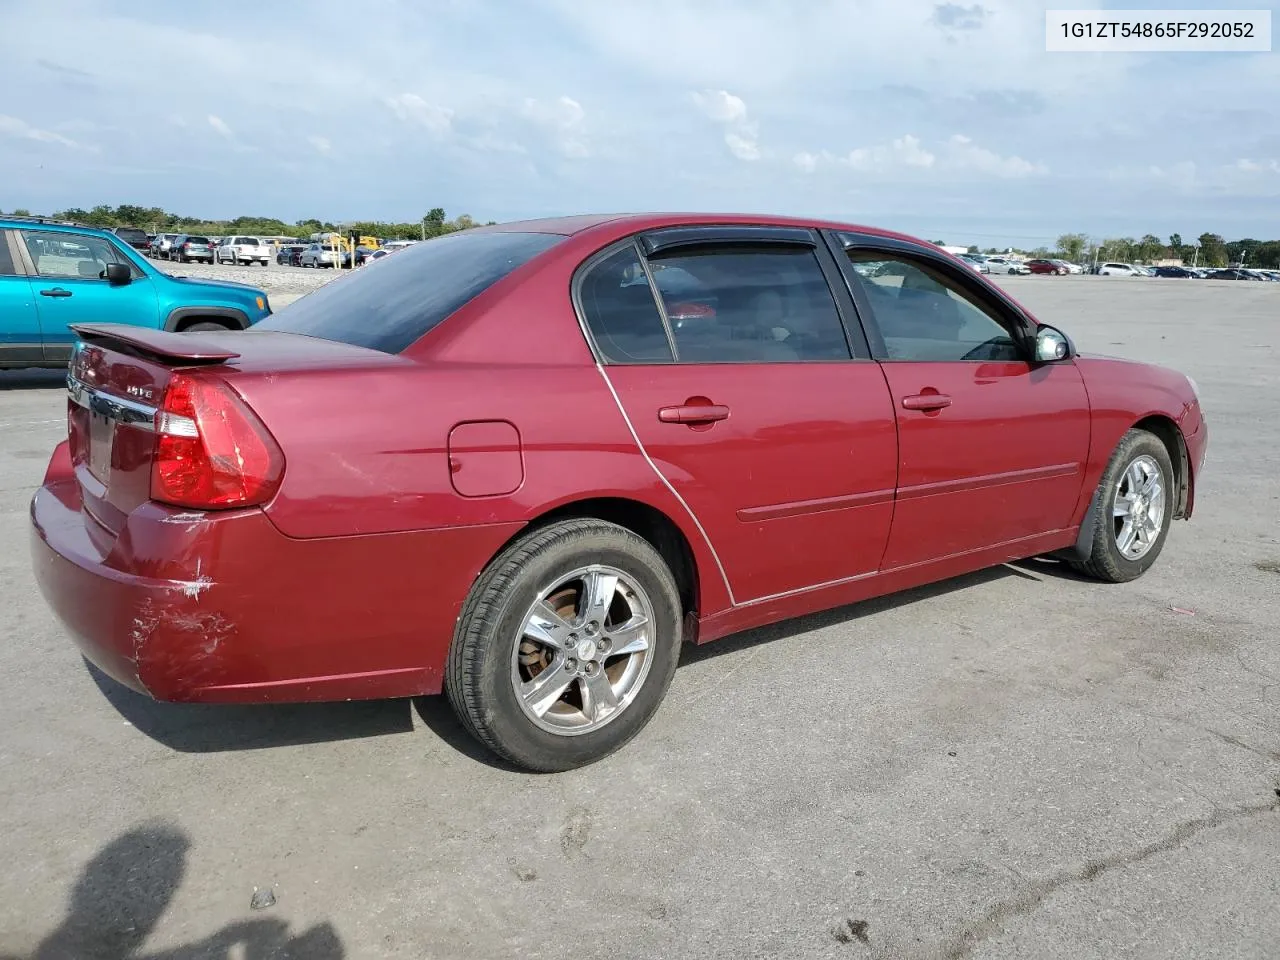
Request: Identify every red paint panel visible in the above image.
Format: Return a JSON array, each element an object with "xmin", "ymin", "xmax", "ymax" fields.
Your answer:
[
  {"xmin": 448, "ymin": 420, "xmax": 523, "ymax": 498},
  {"xmin": 879, "ymin": 360, "xmax": 1090, "ymax": 568},
  {"xmin": 606, "ymin": 363, "xmax": 898, "ymax": 602}
]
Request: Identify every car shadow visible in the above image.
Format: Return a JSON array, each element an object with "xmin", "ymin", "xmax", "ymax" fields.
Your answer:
[
  {"xmin": 86, "ymin": 660, "xmax": 416, "ymax": 753},
  {"xmin": 0, "ymin": 369, "xmax": 66, "ymax": 390},
  {"xmin": 3, "ymin": 821, "xmax": 344, "ymax": 960}
]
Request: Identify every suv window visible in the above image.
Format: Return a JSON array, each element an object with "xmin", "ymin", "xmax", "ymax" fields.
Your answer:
[
  {"xmin": 578, "ymin": 244, "xmax": 674, "ymax": 364},
  {"xmin": 651, "ymin": 246, "xmax": 851, "ymax": 362},
  {"xmin": 22, "ymin": 230, "xmax": 128, "ymax": 280},
  {"xmin": 257, "ymin": 229, "xmax": 564, "ymax": 353},
  {"xmin": 843, "ymin": 249, "xmax": 1022, "ymax": 362},
  {"xmin": 0, "ymin": 233, "xmax": 17, "ymax": 276}
]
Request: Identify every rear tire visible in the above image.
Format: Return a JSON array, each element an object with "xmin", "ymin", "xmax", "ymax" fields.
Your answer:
[
  {"xmin": 446, "ymin": 519, "xmax": 683, "ymax": 772},
  {"xmin": 1069, "ymin": 429, "xmax": 1175, "ymax": 583},
  {"xmin": 183, "ymin": 321, "xmax": 230, "ymax": 332}
]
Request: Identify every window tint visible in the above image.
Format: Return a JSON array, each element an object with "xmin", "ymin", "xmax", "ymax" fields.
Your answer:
[
  {"xmin": 257, "ymin": 229, "xmax": 564, "ymax": 353},
  {"xmin": 844, "ymin": 250, "xmax": 1022, "ymax": 362},
  {"xmin": 577, "ymin": 244, "xmax": 674, "ymax": 363},
  {"xmin": 649, "ymin": 246, "xmax": 851, "ymax": 362},
  {"xmin": 22, "ymin": 231, "xmax": 126, "ymax": 280}
]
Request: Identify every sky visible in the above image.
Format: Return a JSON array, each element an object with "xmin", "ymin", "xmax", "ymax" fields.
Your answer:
[{"xmin": 1, "ymin": 0, "xmax": 1277, "ymax": 248}]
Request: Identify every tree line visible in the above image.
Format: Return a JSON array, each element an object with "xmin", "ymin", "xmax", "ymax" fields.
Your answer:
[
  {"xmin": 969, "ymin": 233, "xmax": 1279, "ymax": 269},
  {"xmin": 0, "ymin": 204, "xmax": 494, "ymax": 241}
]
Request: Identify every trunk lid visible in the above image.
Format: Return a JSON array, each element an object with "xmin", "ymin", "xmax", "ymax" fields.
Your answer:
[{"xmin": 65, "ymin": 324, "xmax": 402, "ymax": 539}]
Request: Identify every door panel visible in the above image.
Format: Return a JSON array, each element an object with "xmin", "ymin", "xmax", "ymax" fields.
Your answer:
[
  {"xmin": 21, "ymin": 230, "xmax": 159, "ymax": 358},
  {"xmin": 878, "ymin": 360, "xmax": 1090, "ymax": 568},
  {"xmin": 607, "ymin": 363, "xmax": 898, "ymax": 602},
  {"xmin": 829, "ymin": 236, "xmax": 1092, "ymax": 569}
]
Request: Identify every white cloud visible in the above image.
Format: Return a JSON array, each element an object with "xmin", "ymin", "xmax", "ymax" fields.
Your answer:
[
  {"xmin": 0, "ymin": 114, "xmax": 85, "ymax": 150},
  {"xmin": 207, "ymin": 114, "xmax": 233, "ymax": 139},
  {"xmin": 308, "ymin": 135, "xmax": 333, "ymax": 156},
  {"xmin": 793, "ymin": 151, "xmax": 818, "ymax": 173},
  {"xmin": 691, "ymin": 89, "xmax": 747, "ymax": 125},
  {"xmin": 522, "ymin": 96, "xmax": 589, "ymax": 158},
  {"xmin": 847, "ymin": 134, "xmax": 936, "ymax": 171},
  {"xmin": 1235, "ymin": 158, "xmax": 1280, "ymax": 173},
  {"xmin": 945, "ymin": 134, "xmax": 1046, "ymax": 177},
  {"xmin": 691, "ymin": 88, "xmax": 759, "ymax": 162},
  {"xmin": 386, "ymin": 94, "xmax": 454, "ymax": 136}
]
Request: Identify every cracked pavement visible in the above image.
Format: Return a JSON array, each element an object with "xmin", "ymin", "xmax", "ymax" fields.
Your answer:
[{"xmin": 0, "ymin": 276, "xmax": 1277, "ymax": 958}]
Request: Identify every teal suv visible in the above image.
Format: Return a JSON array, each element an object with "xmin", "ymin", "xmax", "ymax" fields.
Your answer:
[{"xmin": 1, "ymin": 216, "xmax": 271, "ymax": 368}]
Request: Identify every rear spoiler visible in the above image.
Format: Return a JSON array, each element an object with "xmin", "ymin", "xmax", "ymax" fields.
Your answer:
[{"xmin": 71, "ymin": 324, "xmax": 240, "ymax": 364}]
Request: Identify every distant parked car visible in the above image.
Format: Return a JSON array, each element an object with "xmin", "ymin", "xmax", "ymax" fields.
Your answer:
[
  {"xmin": 169, "ymin": 234, "xmax": 215, "ymax": 263},
  {"xmin": 110, "ymin": 226, "xmax": 151, "ymax": 253},
  {"xmin": 276, "ymin": 243, "xmax": 308, "ymax": 266},
  {"xmin": 957, "ymin": 254, "xmax": 990, "ymax": 274},
  {"xmin": 1026, "ymin": 258, "xmax": 1068, "ymax": 275},
  {"xmin": 983, "ymin": 256, "xmax": 1029, "ymax": 275},
  {"xmin": 299, "ymin": 243, "xmax": 341, "ymax": 268},
  {"xmin": 1205, "ymin": 269, "xmax": 1258, "ymax": 280},
  {"xmin": 216, "ymin": 236, "xmax": 271, "ymax": 266},
  {"xmin": 149, "ymin": 233, "xmax": 179, "ymax": 259},
  {"xmin": 1097, "ymin": 263, "xmax": 1146, "ymax": 277},
  {"xmin": 1153, "ymin": 266, "xmax": 1194, "ymax": 278}
]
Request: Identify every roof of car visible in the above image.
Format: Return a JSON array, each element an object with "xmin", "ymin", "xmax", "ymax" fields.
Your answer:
[{"xmin": 481, "ymin": 211, "xmax": 919, "ymax": 243}]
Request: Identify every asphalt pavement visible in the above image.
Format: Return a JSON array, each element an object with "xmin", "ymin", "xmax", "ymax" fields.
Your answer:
[{"xmin": 0, "ymin": 276, "xmax": 1276, "ymax": 959}]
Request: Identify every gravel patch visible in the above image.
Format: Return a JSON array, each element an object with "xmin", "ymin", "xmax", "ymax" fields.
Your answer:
[{"xmin": 152, "ymin": 257, "xmax": 344, "ymax": 300}]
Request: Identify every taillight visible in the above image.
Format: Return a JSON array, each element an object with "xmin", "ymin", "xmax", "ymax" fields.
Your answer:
[
  {"xmin": 67, "ymin": 397, "xmax": 88, "ymax": 463},
  {"xmin": 151, "ymin": 374, "xmax": 284, "ymax": 509}
]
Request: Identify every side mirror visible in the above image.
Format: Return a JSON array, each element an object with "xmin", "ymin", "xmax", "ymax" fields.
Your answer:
[
  {"xmin": 1034, "ymin": 324, "xmax": 1072, "ymax": 363},
  {"xmin": 104, "ymin": 262, "xmax": 132, "ymax": 286}
]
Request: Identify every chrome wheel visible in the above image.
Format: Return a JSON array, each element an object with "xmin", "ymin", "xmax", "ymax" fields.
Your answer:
[
  {"xmin": 511, "ymin": 565, "xmax": 655, "ymax": 736},
  {"xmin": 1112, "ymin": 454, "xmax": 1165, "ymax": 560}
]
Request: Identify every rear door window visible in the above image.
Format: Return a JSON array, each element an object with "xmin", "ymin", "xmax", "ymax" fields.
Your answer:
[
  {"xmin": 650, "ymin": 245, "xmax": 852, "ymax": 362},
  {"xmin": 0, "ymin": 231, "xmax": 18, "ymax": 275},
  {"xmin": 257, "ymin": 229, "xmax": 565, "ymax": 353},
  {"xmin": 577, "ymin": 244, "xmax": 674, "ymax": 364}
]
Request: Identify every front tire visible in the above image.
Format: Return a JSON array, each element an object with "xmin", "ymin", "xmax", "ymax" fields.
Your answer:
[
  {"xmin": 1070, "ymin": 429, "xmax": 1175, "ymax": 583},
  {"xmin": 446, "ymin": 519, "xmax": 683, "ymax": 772}
]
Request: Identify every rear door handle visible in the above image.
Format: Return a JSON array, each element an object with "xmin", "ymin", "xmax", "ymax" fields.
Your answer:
[
  {"xmin": 658, "ymin": 403, "xmax": 730, "ymax": 424},
  {"xmin": 39, "ymin": 288, "xmax": 73, "ymax": 298},
  {"xmin": 901, "ymin": 393, "xmax": 952, "ymax": 411}
]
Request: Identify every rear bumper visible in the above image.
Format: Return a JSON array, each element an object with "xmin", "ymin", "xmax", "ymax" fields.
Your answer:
[{"xmin": 30, "ymin": 466, "xmax": 523, "ymax": 704}]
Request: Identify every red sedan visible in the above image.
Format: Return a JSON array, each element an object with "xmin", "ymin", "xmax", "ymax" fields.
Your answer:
[
  {"xmin": 30, "ymin": 213, "xmax": 1208, "ymax": 771},
  {"xmin": 1026, "ymin": 258, "xmax": 1069, "ymax": 275}
]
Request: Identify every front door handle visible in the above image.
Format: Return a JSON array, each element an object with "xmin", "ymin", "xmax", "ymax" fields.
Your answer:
[
  {"xmin": 901, "ymin": 393, "xmax": 952, "ymax": 411},
  {"xmin": 658, "ymin": 403, "xmax": 730, "ymax": 425},
  {"xmin": 39, "ymin": 288, "xmax": 73, "ymax": 298}
]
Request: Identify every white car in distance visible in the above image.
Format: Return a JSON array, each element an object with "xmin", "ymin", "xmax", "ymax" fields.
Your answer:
[
  {"xmin": 216, "ymin": 236, "xmax": 271, "ymax": 266},
  {"xmin": 1097, "ymin": 262, "xmax": 1147, "ymax": 277}
]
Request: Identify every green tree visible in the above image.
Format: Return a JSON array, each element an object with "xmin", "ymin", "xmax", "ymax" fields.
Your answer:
[
  {"xmin": 966, "ymin": 245, "xmax": 979, "ymax": 254},
  {"xmin": 1137, "ymin": 234, "xmax": 1163, "ymax": 263},
  {"xmin": 11, "ymin": 207, "xmax": 31, "ymax": 217},
  {"xmin": 1168, "ymin": 233, "xmax": 1182, "ymax": 259},
  {"xmin": 1056, "ymin": 233, "xmax": 1087, "ymax": 262},
  {"xmin": 1197, "ymin": 232, "xmax": 1227, "ymax": 267}
]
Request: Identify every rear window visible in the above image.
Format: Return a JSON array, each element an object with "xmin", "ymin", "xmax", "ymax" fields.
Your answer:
[
  {"xmin": 238, "ymin": 237, "xmax": 259, "ymax": 246},
  {"xmin": 257, "ymin": 229, "xmax": 565, "ymax": 352},
  {"xmin": 115, "ymin": 228, "xmax": 147, "ymax": 240},
  {"xmin": 185, "ymin": 236, "xmax": 210, "ymax": 244}
]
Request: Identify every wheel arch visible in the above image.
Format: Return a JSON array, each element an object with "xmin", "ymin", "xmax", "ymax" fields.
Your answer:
[
  {"xmin": 494, "ymin": 497, "xmax": 702, "ymax": 628},
  {"xmin": 1132, "ymin": 414, "xmax": 1190, "ymax": 519},
  {"xmin": 164, "ymin": 306, "xmax": 251, "ymax": 332}
]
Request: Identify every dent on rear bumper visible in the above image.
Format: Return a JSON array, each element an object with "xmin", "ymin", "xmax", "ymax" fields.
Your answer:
[{"xmin": 30, "ymin": 478, "xmax": 524, "ymax": 703}]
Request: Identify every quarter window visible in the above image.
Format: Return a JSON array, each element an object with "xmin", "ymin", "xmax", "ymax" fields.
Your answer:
[
  {"xmin": 843, "ymin": 250, "xmax": 1022, "ymax": 362},
  {"xmin": 649, "ymin": 246, "xmax": 852, "ymax": 362},
  {"xmin": 0, "ymin": 233, "xmax": 17, "ymax": 276},
  {"xmin": 577, "ymin": 245, "xmax": 674, "ymax": 364},
  {"xmin": 22, "ymin": 231, "xmax": 128, "ymax": 280}
]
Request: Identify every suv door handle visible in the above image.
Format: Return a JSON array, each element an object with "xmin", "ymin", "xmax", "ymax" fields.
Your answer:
[
  {"xmin": 39, "ymin": 288, "xmax": 73, "ymax": 298},
  {"xmin": 901, "ymin": 393, "xmax": 952, "ymax": 411},
  {"xmin": 658, "ymin": 403, "xmax": 730, "ymax": 424}
]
